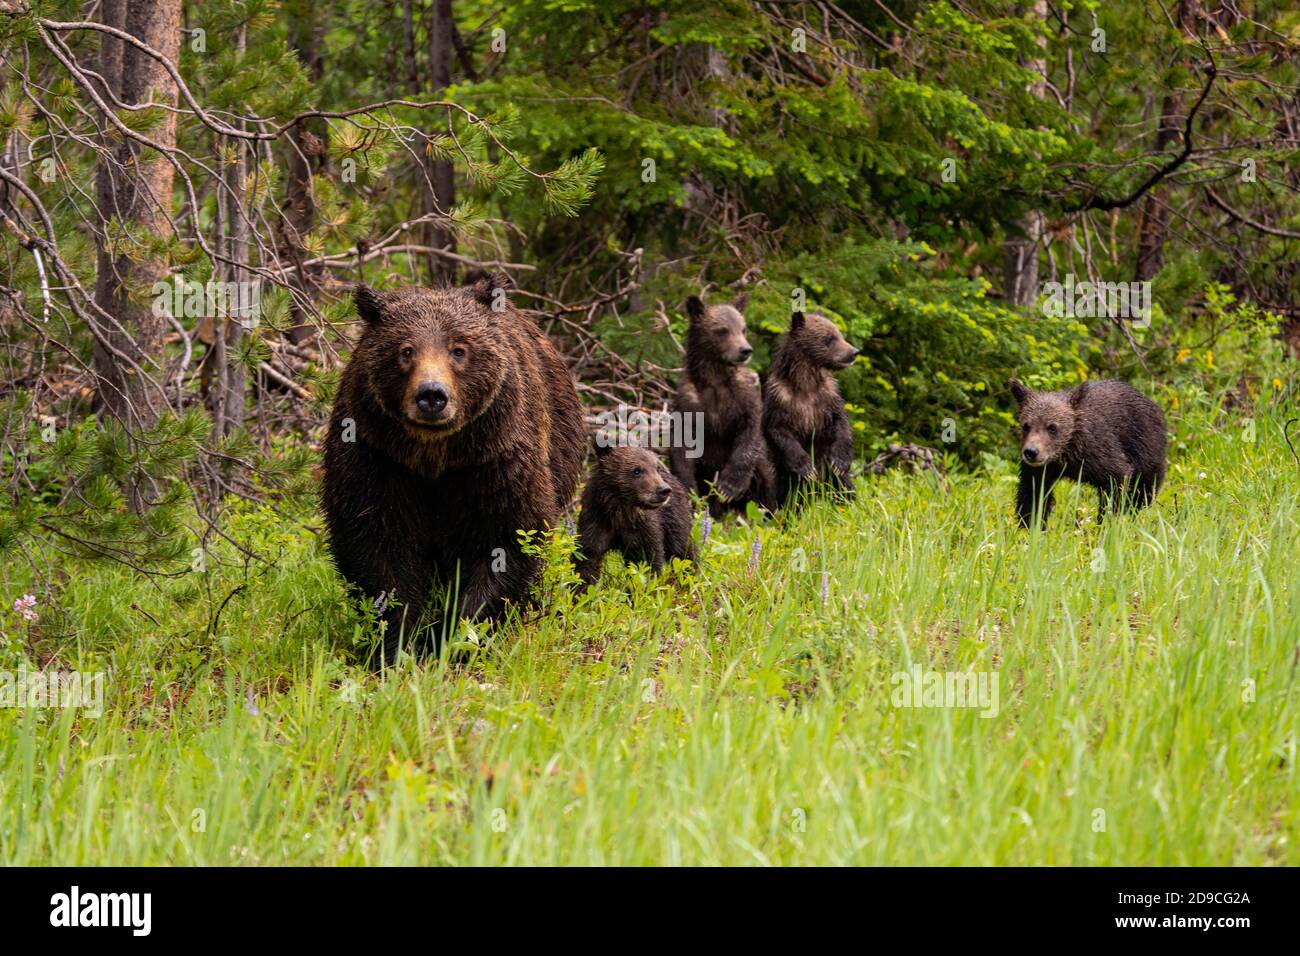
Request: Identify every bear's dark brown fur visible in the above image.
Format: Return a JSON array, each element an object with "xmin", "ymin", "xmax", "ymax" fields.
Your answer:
[
  {"xmin": 322, "ymin": 277, "xmax": 584, "ymax": 665},
  {"xmin": 669, "ymin": 293, "xmax": 776, "ymax": 517},
  {"xmin": 577, "ymin": 440, "xmax": 695, "ymax": 586},
  {"xmin": 762, "ymin": 311, "xmax": 859, "ymax": 505},
  {"xmin": 1010, "ymin": 378, "xmax": 1167, "ymax": 528}
]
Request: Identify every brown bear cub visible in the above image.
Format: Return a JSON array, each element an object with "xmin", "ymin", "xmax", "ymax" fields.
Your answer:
[
  {"xmin": 762, "ymin": 311, "xmax": 860, "ymax": 506},
  {"xmin": 577, "ymin": 440, "xmax": 695, "ymax": 586},
  {"xmin": 669, "ymin": 293, "xmax": 776, "ymax": 518},
  {"xmin": 322, "ymin": 277, "xmax": 584, "ymax": 666},
  {"xmin": 1010, "ymin": 378, "xmax": 1167, "ymax": 528}
]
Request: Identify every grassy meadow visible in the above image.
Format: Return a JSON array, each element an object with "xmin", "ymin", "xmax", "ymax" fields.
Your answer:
[{"xmin": 1, "ymin": 393, "xmax": 1297, "ymax": 866}]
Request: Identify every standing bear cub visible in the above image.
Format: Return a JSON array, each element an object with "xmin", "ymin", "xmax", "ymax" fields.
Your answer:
[
  {"xmin": 669, "ymin": 293, "xmax": 776, "ymax": 517},
  {"xmin": 577, "ymin": 440, "xmax": 695, "ymax": 586},
  {"xmin": 1010, "ymin": 378, "xmax": 1167, "ymax": 528},
  {"xmin": 762, "ymin": 311, "xmax": 860, "ymax": 506},
  {"xmin": 322, "ymin": 277, "xmax": 584, "ymax": 666}
]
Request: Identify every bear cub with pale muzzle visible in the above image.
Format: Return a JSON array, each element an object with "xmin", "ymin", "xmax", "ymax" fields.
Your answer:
[
  {"xmin": 1010, "ymin": 378, "xmax": 1167, "ymax": 528},
  {"xmin": 576, "ymin": 439, "xmax": 695, "ymax": 586}
]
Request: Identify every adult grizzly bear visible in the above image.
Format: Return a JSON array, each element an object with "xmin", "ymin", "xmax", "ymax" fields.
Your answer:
[
  {"xmin": 1010, "ymin": 378, "xmax": 1167, "ymax": 528},
  {"xmin": 669, "ymin": 294, "xmax": 776, "ymax": 518},
  {"xmin": 762, "ymin": 311, "xmax": 859, "ymax": 506},
  {"xmin": 322, "ymin": 276, "xmax": 584, "ymax": 665},
  {"xmin": 576, "ymin": 439, "xmax": 695, "ymax": 586}
]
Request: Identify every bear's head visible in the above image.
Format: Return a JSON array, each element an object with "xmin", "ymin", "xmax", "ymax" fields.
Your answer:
[
  {"xmin": 685, "ymin": 293, "xmax": 754, "ymax": 366},
  {"xmin": 593, "ymin": 439, "xmax": 673, "ymax": 509},
  {"xmin": 353, "ymin": 276, "xmax": 511, "ymax": 438},
  {"xmin": 786, "ymin": 311, "xmax": 859, "ymax": 370},
  {"xmin": 1010, "ymin": 379, "xmax": 1089, "ymax": 466}
]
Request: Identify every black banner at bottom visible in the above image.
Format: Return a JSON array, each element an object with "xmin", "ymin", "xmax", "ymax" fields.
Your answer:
[{"xmin": 1, "ymin": 866, "xmax": 1287, "ymax": 941}]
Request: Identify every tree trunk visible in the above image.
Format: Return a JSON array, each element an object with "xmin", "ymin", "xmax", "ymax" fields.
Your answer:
[
  {"xmin": 282, "ymin": 1, "xmax": 326, "ymax": 343},
  {"xmin": 401, "ymin": 0, "xmax": 420, "ymax": 91},
  {"xmin": 91, "ymin": 0, "xmax": 183, "ymax": 432},
  {"xmin": 1003, "ymin": 214, "xmax": 1042, "ymax": 307},
  {"xmin": 1135, "ymin": 0, "xmax": 1198, "ymax": 283},
  {"xmin": 212, "ymin": 26, "xmax": 251, "ymax": 439},
  {"xmin": 423, "ymin": 0, "xmax": 457, "ymax": 285},
  {"xmin": 1003, "ymin": 0, "xmax": 1047, "ymax": 307}
]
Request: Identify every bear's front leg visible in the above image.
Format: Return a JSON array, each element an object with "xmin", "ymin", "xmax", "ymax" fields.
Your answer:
[
  {"xmin": 767, "ymin": 424, "xmax": 814, "ymax": 482},
  {"xmin": 575, "ymin": 510, "xmax": 614, "ymax": 588},
  {"xmin": 827, "ymin": 412, "xmax": 856, "ymax": 497},
  {"xmin": 445, "ymin": 460, "xmax": 558, "ymax": 622},
  {"xmin": 1016, "ymin": 464, "xmax": 1059, "ymax": 529},
  {"xmin": 646, "ymin": 534, "xmax": 668, "ymax": 574},
  {"xmin": 669, "ymin": 441, "xmax": 699, "ymax": 497},
  {"xmin": 377, "ymin": 591, "xmax": 435, "ymax": 667},
  {"xmin": 365, "ymin": 543, "xmax": 438, "ymax": 667},
  {"xmin": 717, "ymin": 403, "xmax": 762, "ymax": 502},
  {"xmin": 323, "ymin": 437, "xmax": 438, "ymax": 667},
  {"xmin": 749, "ymin": 451, "xmax": 779, "ymax": 512},
  {"xmin": 662, "ymin": 507, "xmax": 695, "ymax": 566},
  {"xmin": 454, "ymin": 542, "xmax": 540, "ymax": 625}
]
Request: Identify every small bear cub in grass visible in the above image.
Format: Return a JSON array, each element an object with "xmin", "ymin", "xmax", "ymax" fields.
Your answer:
[
  {"xmin": 1010, "ymin": 378, "xmax": 1167, "ymax": 528},
  {"xmin": 577, "ymin": 439, "xmax": 695, "ymax": 586},
  {"xmin": 762, "ymin": 310, "xmax": 860, "ymax": 506}
]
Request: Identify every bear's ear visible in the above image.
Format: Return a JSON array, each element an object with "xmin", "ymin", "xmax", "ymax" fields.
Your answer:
[
  {"xmin": 468, "ymin": 271, "xmax": 510, "ymax": 308},
  {"xmin": 685, "ymin": 296, "xmax": 707, "ymax": 322},
  {"xmin": 1010, "ymin": 379, "xmax": 1030, "ymax": 407},
  {"xmin": 1069, "ymin": 380, "xmax": 1091, "ymax": 408},
  {"xmin": 592, "ymin": 433, "xmax": 614, "ymax": 458},
  {"xmin": 354, "ymin": 285, "xmax": 387, "ymax": 326},
  {"xmin": 731, "ymin": 290, "xmax": 751, "ymax": 313},
  {"xmin": 790, "ymin": 311, "xmax": 805, "ymax": 332}
]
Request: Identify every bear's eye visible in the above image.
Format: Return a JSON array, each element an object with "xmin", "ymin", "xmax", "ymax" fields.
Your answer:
[
  {"xmin": 1022, "ymin": 424, "xmax": 1030, "ymax": 434},
  {"xmin": 1047, "ymin": 424, "xmax": 1058, "ymax": 435},
  {"xmin": 632, "ymin": 467, "xmax": 644, "ymax": 477},
  {"xmin": 824, "ymin": 335, "xmax": 835, "ymax": 346},
  {"xmin": 450, "ymin": 346, "xmax": 467, "ymax": 360},
  {"xmin": 400, "ymin": 345, "xmax": 414, "ymax": 361},
  {"xmin": 714, "ymin": 328, "xmax": 728, "ymax": 337}
]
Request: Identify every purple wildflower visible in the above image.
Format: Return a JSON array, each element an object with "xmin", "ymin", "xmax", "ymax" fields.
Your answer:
[
  {"xmin": 820, "ymin": 572, "xmax": 830, "ymax": 607},
  {"xmin": 748, "ymin": 533, "xmax": 762, "ymax": 574},
  {"xmin": 13, "ymin": 594, "xmax": 36, "ymax": 622},
  {"xmin": 699, "ymin": 512, "xmax": 712, "ymax": 547}
]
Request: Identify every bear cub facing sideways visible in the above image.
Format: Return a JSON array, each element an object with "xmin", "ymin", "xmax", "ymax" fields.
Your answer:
[
  {"xmin": 762, "ymin": 310, "xmax": 860, "ymax": 506},
  {"xmin": 1011, "ymin": 378, "xmax": 1167, "ymax": 528},
  {"xmin": 577, "ymin": 440, "xmax": 695, "ymax": 586},
  {"xmin": 669, "ymin": 293, "xmax": 776, "ymax": 517}
]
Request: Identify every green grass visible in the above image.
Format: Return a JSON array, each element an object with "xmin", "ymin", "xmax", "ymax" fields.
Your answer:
[{"xmin": 1, "ymin": 399, "xmax": 1297, "ymax": 865}]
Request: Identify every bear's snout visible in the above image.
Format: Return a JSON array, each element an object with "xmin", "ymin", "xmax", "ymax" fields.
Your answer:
[
  {"xmin": 735, "ymin": 344, "xmax": 753, "ymax": 364},
  {"xmin": 1023, "ymin": 446, "xmax": 1040, "ymax": 464},
  {"xmin": 414, "ymin": 382, "xmax": 450, "ymax": 417},
  {"xmin": 639, "ymin": 482, "xmax": 672, "ymax": 508}
]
